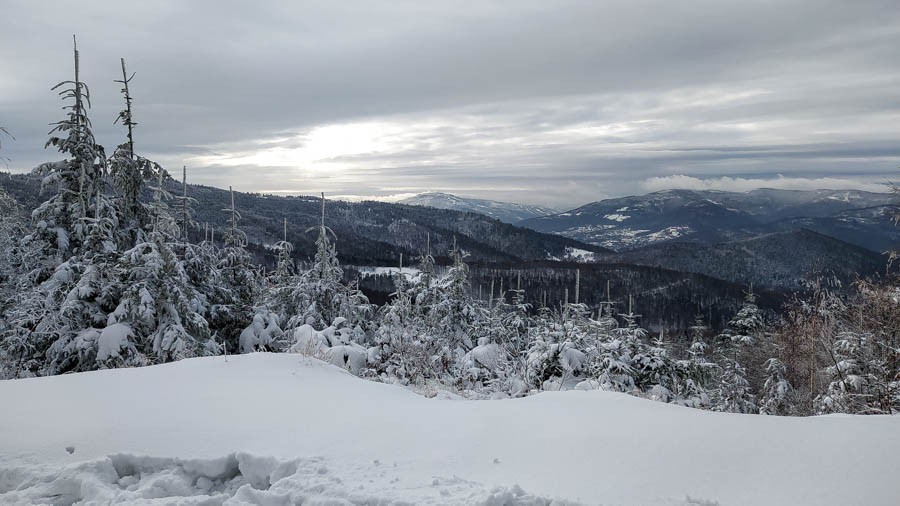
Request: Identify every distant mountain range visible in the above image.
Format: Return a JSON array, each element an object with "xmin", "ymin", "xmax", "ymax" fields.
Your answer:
[
  {"xmin": 0, "ymin": 173, "xmax": 607, "ymax": 266},
  {"xmin": 399, "ymin": 192, "xmax": 558, "ymax": 224},
  {"xmin": 5, "ymin": 173, "xmax": 896, "ymax": 328},
  {"xmin": 520, "ymin": 188, "xmax": 898, "ymax": 252}
]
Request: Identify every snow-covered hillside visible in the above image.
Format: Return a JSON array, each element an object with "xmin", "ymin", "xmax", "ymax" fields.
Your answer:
[
  {"xmin": 520, "ymin": 188, "xmax": 897, "ymax": 251},
  {"xmin": 1, "ymin": 354, "xmax": 897, "ymax": 505}
]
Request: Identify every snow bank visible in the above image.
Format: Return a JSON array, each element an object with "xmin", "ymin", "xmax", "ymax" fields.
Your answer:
[{"xmin": 1, "ymin": 354, "xmax": 898, "ymax": 505}]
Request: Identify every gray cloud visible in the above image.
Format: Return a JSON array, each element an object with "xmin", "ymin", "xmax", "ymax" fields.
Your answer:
[{"xmin": 1, "ymin": 0, "xmax": 899, "ymax": 207}]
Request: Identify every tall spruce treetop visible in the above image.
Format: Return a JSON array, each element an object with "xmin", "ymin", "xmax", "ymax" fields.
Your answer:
[
  {"xmin": 107, "ymin": 57, "xmax": 169, "ymax": 248},
  {"xmin": 272, "ymin": 217, "xmax": 295, "ymax": 281},
  {"xmin": 0, "ymin": 126, "xmax": 10, "ymax": 164},
  {"xmin": 417, "ymin": 233, "xmax": 435, "ymax": 289},
  {"xmin": 32, "ymin": 36, "xmax": 108, "ymax": 256}
]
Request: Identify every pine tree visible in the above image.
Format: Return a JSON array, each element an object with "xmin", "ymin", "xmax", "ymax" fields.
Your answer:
[
  {"xmin": 107, "ymin": 236, "xmax": 212, "ymax": 365},
  {"xmin": 369, "ymin": 254, "xmax": 433, "ymax": 384},
  {"xmin": 673, "ymin": 314, "xmax": 716, "ymax": 408},
  {"xmin": 30, "ymin": 36, "xmax": 108, "ymax": 260},
  {"xmin": 3, "ymin": 38, "xmax": 124, "ymax": 375},
  {"xmin": 96, "ymin": 61, "xmax": 213, "ymax": 368},
  {"xmin": 210, "ymin": 186, "xmax": 260, "ymax": 353},
  {"xmin": 242, "ymin": 219, "xmax": 292, "ymax": 353},
  {"xmin": 462, "ymin": 272, "xmax": 529, "ymax": 395},
  {"xmin": 107, "ymin": 58, "xmax": 165, "ymax": 249},
  {"xmin": 525, "ymin": 283, "xmax": 593, "ymax": 392},
  {"xmin": 760, "ymin": 357, "xmax": 793, "ymax": 415},
  {"xmin": 285, "ymin": 193, "xmax": 369, "ymax": 332},
  {"xmin": 426, "ymin": 237, "xmax": 479, "ymax": 375},
  {"xmin": 0, "ymin": 185, "xmax": 34, "ymax": 377},
  {"xmin": 712, "ymin": 289, "xmax": 761, "ymax": 413}
]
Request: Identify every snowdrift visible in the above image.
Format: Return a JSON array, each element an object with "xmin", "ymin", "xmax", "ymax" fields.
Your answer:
[{"xmin": 1, "ymin": 354, "xmax": 897, "ymax": 505}]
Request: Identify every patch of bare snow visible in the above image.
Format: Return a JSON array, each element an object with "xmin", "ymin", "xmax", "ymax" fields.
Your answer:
[{"xmin": 0, "ymin": 354, "xmax": 897, "ymax": 506}]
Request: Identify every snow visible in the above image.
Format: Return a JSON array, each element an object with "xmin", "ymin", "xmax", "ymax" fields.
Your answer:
[
  {"xmin": 357, "ymin": 266, "xmax": 421, "ymax": 280},
  {"xmin": 96, "ymin": 323, "xmax": 133, "ymax": 361},
  {"xmin": 826, "ymin": 192, "xmax": 857, "ymax": 203},
  {"xmin": 1, "ymin": 354, "xmax": 898, "ymax": 505},
  {"xmin": 603, "ymin": 213, "xmax": 630, "ymax": 222},
  {"xmin": 546, "ymin": 246, "xmax": 597, "ymax": 262},
  {"xmin": 561, "ymin": 224, "xmax": 697, "ymax": 250},
  {"xmin": 645, "ymin": 226, "xmax": 692, "ymax": 242},
  {"xmin": 562, "ymin": 247, "xmax": 596, "ymax": 262}
]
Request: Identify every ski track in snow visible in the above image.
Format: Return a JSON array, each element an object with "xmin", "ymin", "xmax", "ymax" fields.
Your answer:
[{"xmin": 1, "ymin": 354, "xmax": 898, "ymax": 505}]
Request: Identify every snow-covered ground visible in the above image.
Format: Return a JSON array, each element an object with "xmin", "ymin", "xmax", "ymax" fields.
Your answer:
[
  {"xmin": 356, "ymin": 265, "xmax": 422, "ymax": 280},
  {"xmin": 1, "ymin": 354, "xmax": 898, "ymax": 505}
]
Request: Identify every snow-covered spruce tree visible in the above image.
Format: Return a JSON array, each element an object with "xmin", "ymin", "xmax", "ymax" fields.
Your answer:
[
  {"xmin": 273, "ymin": 218, "xmax": 296, "ymax": 281},
  {"xmin": 30, "ymin": 37, "xmax": 108, "ymax": 262},
  {"xmin": 572, "ymin": 295, "xmax": 700, "ymax": 404},
  {"xmin": 713, "ymin": 348, "xmax": 755, "ymax": 413},
  {"xmin": 0, "ymin": 183, "xmax": 36, "ymax": 377},
  {"xmin": 759, "ymin": 357, "xmax": 794, "ymax": 415},
  {"xmin": 368, "ymin": 254, "xmax": 434, "ymax": 384},
  {"xmin": 41, "ymin": 204, "xmax": 121, "ymax": 374},
  {"xmin": 182, "ymin": 225, "xmax": 226, "ymax": 335},
  {"xmin": 425, "ymin": 238, "xmax": 480, "ymax": 378},
  {"xmin": 672, "ymin": 314, "xmax": 717, "ymax": 408},
  {"xmin": 836, "ymin": 279, "xmax": 900, "ymax": 414},
  {"xmin": 209, "ymin": 186, "xmax": 261, "ymax": 354},
  {"xmin": 463, "ymin": 274, "xmax": 530, "ymax": 395},
  {"xmin": 711, "ymin": 289, "xmax": 762, "ymax": 413},
  {"xmin": 524, "ymin": 288, "xmax": 590, "ymax": 392},
  {"xmin": 240, "ymin": 219, "xmax": 291, "ymax": 353},
  {"xmin": 0, "ymin": 186, "xmax": 46, "ymax": 377},
  {"xmin": 106, "ymin": 58, "xmax": 166, "ymax": 249},
  {"xmin": 284, "ymin": 194, "xmax": 370, "ymax": 344},
  {"xmin": 816, "ymin": 331, "xmax": 880, "ymax": 414},
  {"xmin": 613, "ymin": 295, "xmax": 675, "ymax": 397},
  {"xmin": 0, "ymin": 186, "xmax": 28, "ymax": 297},
  {"xmin": 812, "ymin": 278, "xmax": 900, "ymax": 415},
  {"xmin": 2, "ymin": 39, "xmax": 125, "ymax": 375},
  {"xmin": 104, "ymin": 169, "xmax": 213, "ymax": 367},
  {"xmin": 418, "ymin": 232, "xmax": 435, "ymax": 290},
  {"xmin": 634, "ymin": 331, "xmax": 682, "ymax": 402},
  {"xmin": 584, "ymin": 296, "xmax": 646, "ymax": 394}
]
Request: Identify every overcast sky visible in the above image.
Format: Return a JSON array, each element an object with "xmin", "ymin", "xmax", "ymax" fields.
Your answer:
[{"xmin": 2, "ymin": 0, "xmax": 899, "ymax": 208}]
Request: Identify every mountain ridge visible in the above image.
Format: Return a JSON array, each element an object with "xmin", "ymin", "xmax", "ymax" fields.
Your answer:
[
  {"xmin": 605, "ymin": 228, "xmax": 887, "ymax": 290},
  {"xmin": 0, "ymin": 173, "xmax": 608, "ymax": 267},
  {"xmin": 521, "ymin": 188, "xmax": 897, "ymax": 251},
  {"xmin": 399, "ymin": 191, "xmax": 559, "ymax": 224}
]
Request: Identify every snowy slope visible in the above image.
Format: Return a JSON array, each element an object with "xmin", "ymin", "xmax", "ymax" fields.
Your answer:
[{"xmin": 1, "ymin": 354, "xmax": 898, "ymax": 505}]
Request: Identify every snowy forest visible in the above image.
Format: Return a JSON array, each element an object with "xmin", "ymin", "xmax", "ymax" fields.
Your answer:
[{"xmin": 1, "ymin": 41, "xmax": 899, "ymax": 418}]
